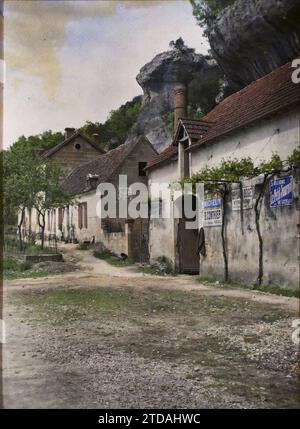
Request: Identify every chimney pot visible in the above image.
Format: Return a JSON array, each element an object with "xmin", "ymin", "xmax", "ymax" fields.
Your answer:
[
  {"xmin": 92, "ymin": 133, "xmax": 100, "ymax": 143},
  {"xmin": 174, "ymin": 85, "xmax": 187, "ymax": 132},
  {"xmin": 64, "ymin": 127, "xmax": 75, "ymax": 140}
]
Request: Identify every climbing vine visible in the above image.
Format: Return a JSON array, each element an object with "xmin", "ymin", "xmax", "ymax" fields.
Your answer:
[
  {"xmin": 179, "ymin": 151, "xmax": 298, "ymax": 285},
  {"xmin": 180, "ymin": 158, "xmax": 256, "ymax": 282}
]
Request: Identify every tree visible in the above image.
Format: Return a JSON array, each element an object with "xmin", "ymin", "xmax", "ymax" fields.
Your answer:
[
  {"xmin": 190, "ymin": 0, "xmax": 236, "ymax": 33},
  {"xmin": 4, "ymin": 133, "xmax": 73, "ymax": 250},
  {"xmin": 80, "ymin": 96, "xmax": 142, "ymax": 150},
  {"xmin": 188, "ymin": 69, "xmax": 225, "ymax": 117},
  {"xmin": 10, "ymin": 130, "xmax": 63, "ymax": 154},
  {"xmin": 4, "ymin": 142, "xmax": 40, "ymax": 249},
  {"xmin": 33, "ymin": 161, "xmax": 73, "ymax": 249},
  {"xmin": 253, "ymin": 155, "xmax": 283, "ymax": 285}
]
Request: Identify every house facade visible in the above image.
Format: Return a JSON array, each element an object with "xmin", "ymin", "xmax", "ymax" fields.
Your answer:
[
  {"xmin": 146, "ymin": 59, "xmax": 300, "ymax": 289},
  {"xmin": 40, "ymin": 127, "xmax": 105, "ymax": 174},
  {"xmin": 29, "ymin": 135, "xmax": 157, "ymax": 262}
]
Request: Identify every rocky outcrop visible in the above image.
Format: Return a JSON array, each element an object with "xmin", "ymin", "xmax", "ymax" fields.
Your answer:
[
  {"xmin": 208, "ymin": 0, "xmax": 300, "ymax": 91},
  {"xmin": 129, "ymin": 47, "xmax": 217, "ymax": 152}
]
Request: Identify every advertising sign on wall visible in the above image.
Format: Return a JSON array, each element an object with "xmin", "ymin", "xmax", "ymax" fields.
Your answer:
[
  {"xmin": 232, "ymin": 186, "xmax": 253, "ymax": 211},
  {"xmin": 203, "ymin": 193, "xmax": 222, "ymax": 227},
  {"xmin": 270, "ymin": 176, "xmax": 293, "ymax": 208}
]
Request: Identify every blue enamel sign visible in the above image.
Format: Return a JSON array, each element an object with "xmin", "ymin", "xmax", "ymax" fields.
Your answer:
[{"xmin": 270, "ymin": 176, "xmax": 293, "ymax": 208}]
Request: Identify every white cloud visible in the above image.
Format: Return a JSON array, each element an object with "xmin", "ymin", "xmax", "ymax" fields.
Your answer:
[{"xmin": 4, "ymin": 0, "xmax": 209, "ymax": 148}]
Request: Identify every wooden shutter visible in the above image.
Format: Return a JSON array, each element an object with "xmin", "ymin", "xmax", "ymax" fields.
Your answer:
[
  {"xmin": 78, "ymin": 204, "xmax": 82, "ymax": 229},
  {"xmin": 84, "ymin": 203, "xmax": 88, "ymax": 229}
]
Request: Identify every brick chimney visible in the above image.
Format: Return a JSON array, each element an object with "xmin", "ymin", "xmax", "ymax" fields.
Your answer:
[
  {"xmin": 64, "ymin": 127, "xmax": 75, "ymax": 140},
  {"xmin": 174, "ymin": 84, "xmax": 187, "ymax": 132},
  {"xmin": 92, "ymin": 133, "xmax": 100, "ymax": 144}
]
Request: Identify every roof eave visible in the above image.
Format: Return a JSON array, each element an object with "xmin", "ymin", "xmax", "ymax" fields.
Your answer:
[{"xmin": 186, "ymin": 100, "xmax": 300, "ymax": 153}]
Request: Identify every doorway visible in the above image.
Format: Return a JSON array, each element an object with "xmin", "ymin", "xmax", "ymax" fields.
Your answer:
[{"xmin": 175, "ymin": 195, "xmax": 200, "ymax": 274}]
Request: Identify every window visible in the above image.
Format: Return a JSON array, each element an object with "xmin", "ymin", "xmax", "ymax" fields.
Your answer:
[
  {"xmin": 75, "ymin": 143, "xmax": 81, "ymax": 150},
  {"xmin": 78, "ymin": 203, "xmax": 88, "ymax": 229},
  {"xmin": 83, "ymin": 202, "xmax": 88, "ymax": 229},
  {"xmin": 138, "ymin": 162, "xmax": 147, "ymax": 177},
  {"xmin": 78, "ymin": 204, "xmax": 82, "ymax": 229}
]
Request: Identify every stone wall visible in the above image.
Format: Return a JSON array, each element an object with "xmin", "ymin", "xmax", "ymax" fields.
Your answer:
[
  {"xmin": 148, "ymin": 160, "xmax": 179, "ymax": 265},
  {"xmin": 200, "ymin": 172, "xmax": 300, "ymax": 290},
  {"xmin": 50, "ymin": 136, "xmax": 101, "ymax": 174}
]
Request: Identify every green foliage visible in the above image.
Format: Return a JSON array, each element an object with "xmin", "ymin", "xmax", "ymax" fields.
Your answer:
[
  {"xmin": 181, "ymin": 158, "xmax": 256, "ymax": 194},
  {"xmin": 191, "ymin": 0, "xmax": 236, "ymax": 32},
  {"xmin": 188, "ymin": 69, "xmax": 225, "ymax": 117},
  {"xmin": 259, "ymin": 154, "xmax": 283, "ymax": 175},
  {"xmin": 77, "ymin": 242, "xmax": 90, "ymax": 251},
  {"xmin": 198, "ymin": 276, "xmax": 300, "ymax": 298},
  {"xmin": 80, "ymin": 96, "xmax": 142, "ymax": 150},
  {"xmin": 10, "ymin": 130, "xmax": 63, "ymax": 154},
  {"xmin": 288, "ymin": 147, "xmax": 300, "ymax": 168},
  {"xmin": 3, "ymin": 256, "xmax": 50, "ymax": 280},
  {"xmin": 181, "ymin": 155, "xmax": 286, "ymax": 190},
  {"xmin": 4, "ymin": 136, "xmax": 73, "ymax": 249}
]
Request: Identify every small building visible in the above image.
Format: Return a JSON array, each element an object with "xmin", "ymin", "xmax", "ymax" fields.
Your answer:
[
  {"xmin": 146, "ymin": 59, "xmax": 300, "ymax": 289},
  {"xmin": 33, "ymin": 135, "xmax": 157, "ymax": 262}
]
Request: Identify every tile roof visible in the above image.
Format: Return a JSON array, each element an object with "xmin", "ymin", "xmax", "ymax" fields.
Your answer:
[
  {"xmin": 173, "ymin": 118, "xmax": 213, "ymax": 143},
  {"xmin": 40, "ymin": 130, "xmax": 105, "ymax": 159},
  {"xmin": 145, "ymin": 145, "xmax": 178, "ymax": 171},
  {"xmin": 62, "ymin": 136, "xmax": 145, "ymax": 196},
  {"xmin": 188, "ymin": 58, "xmax": 300, "ymax": 151}
]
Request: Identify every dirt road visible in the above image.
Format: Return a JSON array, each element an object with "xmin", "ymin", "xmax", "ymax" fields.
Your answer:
[{"xmin": 3, "ymin": 245, "xmax": 300, "ymax": 408}]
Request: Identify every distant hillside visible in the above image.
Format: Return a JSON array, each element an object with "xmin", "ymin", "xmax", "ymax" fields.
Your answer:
[{"xmin": 80, "ymin": 96, "xmax": 142, "ymax": 151}]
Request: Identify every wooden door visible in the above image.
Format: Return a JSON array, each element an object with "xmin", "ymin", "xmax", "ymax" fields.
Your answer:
[{"xmin": 178, "ymin": 217, "xmax": 200, "ymax": 274}]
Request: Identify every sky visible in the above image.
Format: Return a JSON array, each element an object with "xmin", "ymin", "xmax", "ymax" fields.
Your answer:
[{"xmin": 3, "ymin": 0, "xmax": 209, "ymax": 148}]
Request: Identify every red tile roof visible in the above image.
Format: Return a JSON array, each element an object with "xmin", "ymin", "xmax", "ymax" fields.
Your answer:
[
  {"xmin": 146, "ymin": 119, "xmax": 211, "ymax": 171},
  {"xmin": 188, "ymin": 59, "xmax": 300, "ymax": 151},
  {"xmin": 173, "ymin": 118, "xmax": 213, "ymax": 143},
  {"xmin": 145, "ymin": 145, "xmax": 178, "ymax": 171},
  {"xmin": 146, "ymin": 58, "xmax": 300, "ymax": 171}
]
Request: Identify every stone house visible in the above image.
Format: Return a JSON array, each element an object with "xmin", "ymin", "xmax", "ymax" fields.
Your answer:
[
  {"xmin": 146, "ymin": 59, "xmax": 300, "ymax": 289},
  {"xmin": 30, "ymin": 135, "xmax": 157, "ymax": 262},
  {"xmin": 40, "ymin": 127, "xmax": 105, "ymax": 174}
]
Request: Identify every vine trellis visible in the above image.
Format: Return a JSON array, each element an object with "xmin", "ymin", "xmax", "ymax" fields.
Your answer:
[{"xmin": 180, "ymin": 148, "xmax": 300, "ymax": 285}]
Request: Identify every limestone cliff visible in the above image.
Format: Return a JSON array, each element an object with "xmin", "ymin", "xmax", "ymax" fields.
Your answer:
[
  {"xmin": 128, "ymin": 46, "xmax": 218, "ymax": 152},
  {"xmin": 207, "ymin": 0, "xmax": 300, "ymax": 90}
]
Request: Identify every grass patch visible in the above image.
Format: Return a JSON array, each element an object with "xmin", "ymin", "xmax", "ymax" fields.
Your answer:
[
  {"xmin": 3, "ymin": 256, "xmax": 50, "ymax": 280},
  {"xmin": 15, "ymin": 285, "xmax": 292, "ymax": 327},
  {"xmin": 77, "ymin": 242, "xmax": 90, "ymax": 251},
  {"xmin": 198, "ymin": 277, "xmax": 300, "ymax": 298},
  {"xmin": 93, "ymin": 250, "xmax": 134, "ymax": 267}
]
